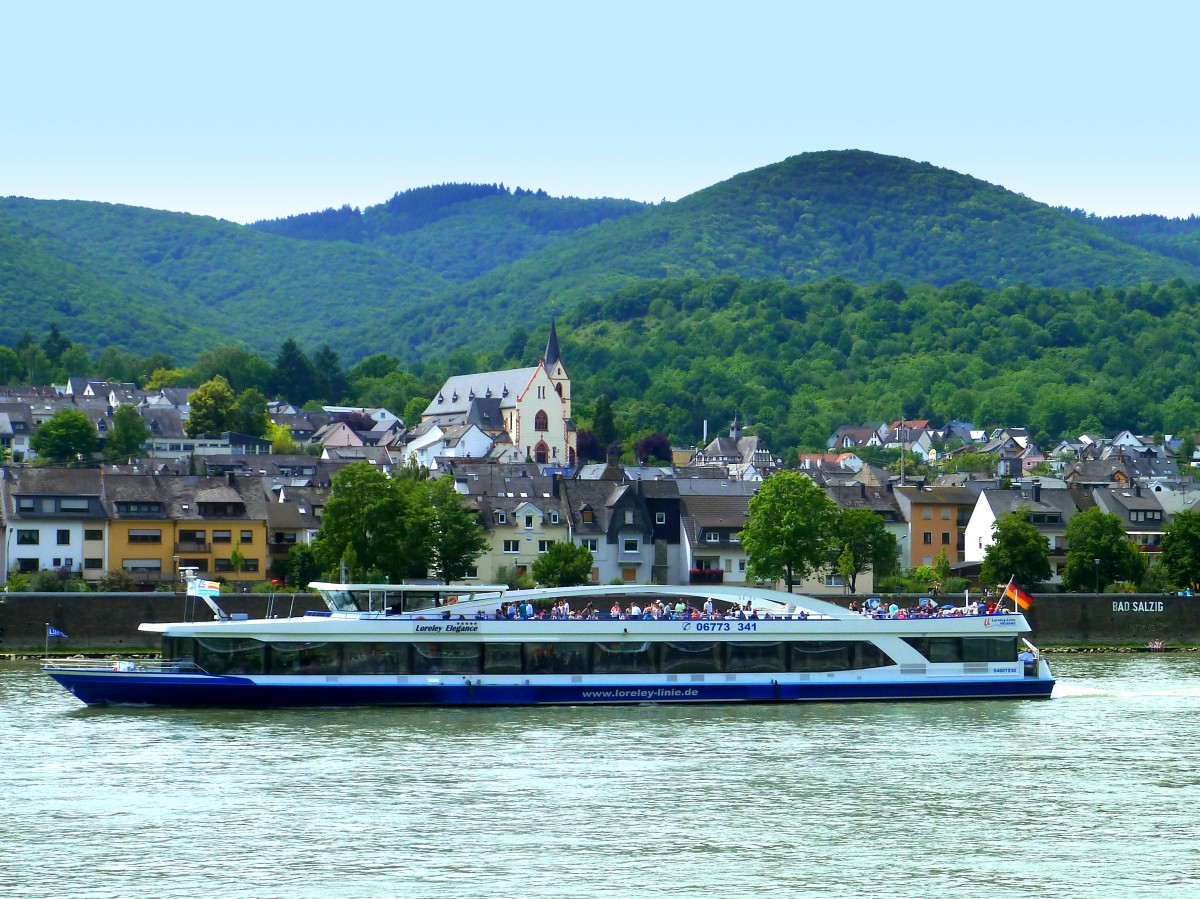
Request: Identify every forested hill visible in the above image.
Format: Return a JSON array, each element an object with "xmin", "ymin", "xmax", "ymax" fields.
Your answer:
[
  {"xmin": 556, "ymin": 275, "xmax": 1200, "ymax": 453},
  {"xmin": 419, "ymin": 151, "xmax": 1199, "ymax": 356},
  {"xmin": 250, "ymin": 185, "xmax": 647, "ymax": 282},
  {"xmin": 2, "ymin": 151, "xmax": 1200, "ymax": 364}
]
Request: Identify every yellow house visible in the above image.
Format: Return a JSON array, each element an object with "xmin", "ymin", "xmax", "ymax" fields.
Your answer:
[{"xmin": 103, "ymin": 473, "xmax": 268, "ymax": 585}]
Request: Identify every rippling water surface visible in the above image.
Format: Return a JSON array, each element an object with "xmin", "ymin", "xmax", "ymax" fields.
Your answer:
[{"xmin": 3, "ymin": 655, "xmax": 1199, "ymax": 898}]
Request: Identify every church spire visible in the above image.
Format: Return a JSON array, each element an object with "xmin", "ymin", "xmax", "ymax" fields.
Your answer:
[{"xmin": 544, "ymin": 318, "xmax": 561, "ymax": 369}]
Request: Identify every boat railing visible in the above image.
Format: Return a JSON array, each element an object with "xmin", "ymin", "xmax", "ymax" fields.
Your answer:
[{"xmin": 40, "ymin": 657, "xmax": 204, "ymax": 674}]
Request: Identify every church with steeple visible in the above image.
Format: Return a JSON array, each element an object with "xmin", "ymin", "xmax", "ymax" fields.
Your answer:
[{"xmin": 421, "ymin": 321, "xmax": 577, "ymax": 466}]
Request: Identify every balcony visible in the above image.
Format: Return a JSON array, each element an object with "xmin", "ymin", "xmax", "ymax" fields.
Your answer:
[
  {"xmin": 175, "ymin": 541, "xmax": 209, "ymax": 554},
  {"xmin": 268, "ymin": 543, "xmax": 297, "ymax": 556}
]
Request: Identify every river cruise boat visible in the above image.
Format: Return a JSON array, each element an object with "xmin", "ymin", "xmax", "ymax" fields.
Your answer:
[{"xmin": 42, "ymin": 579, "xmax": 1054, "ymax": 707}]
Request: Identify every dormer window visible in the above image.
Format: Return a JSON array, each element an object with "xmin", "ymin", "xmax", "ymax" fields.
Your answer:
[
  {"xmin": 496, "ymin": 511, "xmax": 507, "ymax": 524},
  {"xmin": 582, "ymin": 508, "xmax": 594, "ymax": 524}
]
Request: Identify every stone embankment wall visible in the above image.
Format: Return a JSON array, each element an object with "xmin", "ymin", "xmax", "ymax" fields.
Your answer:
[
  {"xmin": 3, "ymin": 591, "xmax": 1198, "ymax": 652},
  {"xmin": 0, "ymin": 592, "xmax": 325, "ymax": 652}
]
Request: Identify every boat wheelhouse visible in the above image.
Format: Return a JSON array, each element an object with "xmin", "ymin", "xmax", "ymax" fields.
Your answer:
[{"xmin": 42, "ymin": 579, "xmax": 1054, "ymax": 707}]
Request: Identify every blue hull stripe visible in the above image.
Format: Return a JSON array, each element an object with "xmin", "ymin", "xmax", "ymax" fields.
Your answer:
[{"xmin": 47, "ymin": 672, "xmax": 1055, "ymax": 707}]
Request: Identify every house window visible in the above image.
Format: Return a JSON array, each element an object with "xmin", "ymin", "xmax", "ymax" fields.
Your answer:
[
  {"xmin": 212, "ymin": 530, "xmax": 232, "ymax": 543},
  {"xmin": 739, "ymin": 559, "xmax": 747, "ymax": 571},
  {"xmin": 824, "ymin": 574, "xmax": 847, "ymax": 587},
  {"xmin": 923, "ymin": 555, "xmax": 933, "ymax": 566},
  {"xmin": 18, "ymin": 498, "xmax": 35, "ymax": 511},
  {"xmin": 549, "ymin": 511, "xmax": 560, "ymax": 525},
  {"xmin": 59, "ymin": 498, "xmax": 89, "ymax": 512},
  {"xmin": 656, "ymin": 512, "xmax": 666, "ymax": 525},
  {"xmin": 941, "ymin": 532, "xmax": 950, "ymax": 545},
  {"xmin": 214, "ymin": 559, "xmax": 233, "ymax": 572},
  {"xmin": 622, "ymin": 538, "xmax": 639, "ymax": 553},
  {"xmin": 16, "ymin": 530, "xmax": 38, "ymax": 545},
  {"xmin": 179, "ymin": 559, "xmax": 208, "ymax": 572},
  {"xmin": 582, "ymin": 509, "xmax": 594, "ymax": 524},
  {"xmin": 941, "ymin": 508, "xmax": 951, "ymax": 520},
  {"xmin": 922, "ymin": 508, "xmax": 933, "ymax": 520},
  {"xmin": 57, "ymin": 529, "xmax": 71, "ymax": 545},
  {"xmin": 179, "ymin": 530, "xmax": 206, "ymax": 545},
  {"xmin": 525, "ymin": 515, "xmax": 534, "ymax": 529},
  {"xmin": 538, "ymin": 540, "xmax": 554, "ymax": 553},
  {"xmin": 128, "ymin": 529, "xmax": 162, "ymax": 544},
  {"xmin": 705, "ymin": 532, "xmax": 720, "ymax": 543},
  {"xmin": 84, "ymin": 558, "xmax": 103, "ymax": 570},
  {"xmin": 624, "ymin": 511, "xmax": 634, "ymax": 525},
  {"xmin": 242, "ymin": 559, "xmax": 259, "ymax": 572},
  {"xmin": 240, "ymin": 530, "xmax": 253, "ymax": 543},
  {"xmin": 496, "ymin": 511, "xmax": 507, "ymax": 524},
  {"xmin": 122, "ymin": 559, "xmax": 162, "ymax": 572},
  {"xmin": 724, "ymin": 558, "xmax": 732, "ymax": 572},
  {"xmin": 17, "ymin": 558, "xmax": 37, "ymax": 573},
  {"xmin": 534, "ymin": 410, "xmax": 549, "ymax": 431},
  {"xmin": 463, "ymin": 566, "xmax": 478, "ymax": 579},
  {"xmin": 84, "ymin": 529, "xmax": 103, "ymax": 541},
  {"xmin": 923, "ymin": 532, "xmax": 932, "ymax": 545},
  {"xmin": 580, "ymin": 538, "xmax": 599, "ymax": 551},
  {"xmin": 503, "ymin": 540, "xmax": 520, "ymax": 553}
]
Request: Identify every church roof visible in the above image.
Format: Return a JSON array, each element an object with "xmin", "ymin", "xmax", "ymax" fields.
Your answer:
[{"xmin": 423, "ymin": 367, "xmax": 538, "ymax": 418}]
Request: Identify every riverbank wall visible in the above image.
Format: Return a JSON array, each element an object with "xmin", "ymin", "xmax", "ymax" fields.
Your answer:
[
  {"xmin": 0, "ymin": 591, "xmax": 325, "ymax": 652},
  {"xmin": 2, "ymin": 591, "xmax": 1197, "ymax": 652}
]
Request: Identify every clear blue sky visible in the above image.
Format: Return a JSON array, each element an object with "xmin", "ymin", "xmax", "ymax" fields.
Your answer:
[{"xmin": 3, "ymin": 1, "xmax": 1197, "ymax": 224}]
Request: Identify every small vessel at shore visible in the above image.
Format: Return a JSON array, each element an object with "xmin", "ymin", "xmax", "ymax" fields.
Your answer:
[{"xmin": 42, "ymin": 577, "xmax": 1054, "ymax": 707}]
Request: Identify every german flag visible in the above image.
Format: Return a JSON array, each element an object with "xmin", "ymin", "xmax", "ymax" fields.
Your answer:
[{"xmin": 1004, "ymin": 582, "xmax": 1034, "ymax": 612}]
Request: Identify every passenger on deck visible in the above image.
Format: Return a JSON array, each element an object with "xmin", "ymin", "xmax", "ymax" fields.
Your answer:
[{"xmin": 610, "ymin": 601, "xmax": 623, "ymax": 619}]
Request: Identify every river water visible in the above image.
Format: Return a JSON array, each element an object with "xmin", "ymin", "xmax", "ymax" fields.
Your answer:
[{"xmin": 2, "ymin": 655, "xmax": 1198, "ymax": 899}]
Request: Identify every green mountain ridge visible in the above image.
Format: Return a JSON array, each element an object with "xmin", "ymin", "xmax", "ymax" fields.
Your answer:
[{"xmin": 3, "ymin": 151, "xmax": 1199, "ymax": 366}]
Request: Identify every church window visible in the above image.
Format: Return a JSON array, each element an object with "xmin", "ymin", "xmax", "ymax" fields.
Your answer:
[{"xmin": 534, "ymin": 410, "xmax": 549, "ymax": 431}]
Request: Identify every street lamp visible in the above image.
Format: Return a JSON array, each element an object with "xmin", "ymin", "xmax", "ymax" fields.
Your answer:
[{"xmin": 1094, "ymin": 557, "xmax": 1101, "ymax": 594}]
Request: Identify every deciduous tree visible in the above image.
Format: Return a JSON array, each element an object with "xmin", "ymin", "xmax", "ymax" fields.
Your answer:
[
  {"xmin": 741, "ymin": 471, "xmax": 838, "ymax": 591},
  {"xmin": 105, "ymin": 404, "xmax": 150, "ymax": 461},
  {"xmin": 531, "ymin": 541, "xmax": 594, "ymax": 587},
  {"xmin": 186, "ymin": 376, "xmax": 237, "ymax": 437},
  {"xmin": 1161, "ymin": 509, "xmax": 1200, "ymax": 590},
  {"xmin": 832, "ymin": 507, "xmax": 892, "ymax": 592},
  {"xmin": 1062, "ymin": 507, "xmax": 1143, "ymax": 592},
  {"xmin": 31, "ymin": 408, "xmax": 97, "ymax": 464},
  {"xmin": 980, "ymin": 509, "xmax": 1051, "ymax": 591},
  {"xmin": 426, "ymin": 476, "xmax": 489, "ymax": 584}
]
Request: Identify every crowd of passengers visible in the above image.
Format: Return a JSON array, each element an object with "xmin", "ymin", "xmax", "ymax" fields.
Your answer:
[
  {"xmin": 848, "ymin": 598, "xmax": 1012, "ymax": 618},
  {"xmin": 450, "ymin": 597, "xmax": 1014, "ymax": 621},
  {"xmin": 472, "ymin": 598, "xmax": 797, "ymax": 621}
]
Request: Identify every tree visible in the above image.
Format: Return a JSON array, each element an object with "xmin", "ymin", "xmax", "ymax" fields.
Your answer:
[
  {"xmin": 574, "ymin": 429, "xmax": 604, "ymax": 463},
  {"xmin": 41, "ymin": 324, "xmax": 71, "ymax": 363},
  {"xmin": 286, "ymin": 543, "xmax": 323, "ymax": 588},
  {"xmin": 531, "ymin": 541, "xmax": 595, "ymax": 587},
  {"xmin": 30, "ymin": 408, "xmax": 97, "ymax": 464},
  {"xmin": 1179, "ymin": 433, "xmax": 1196, "ymax": 476},
  {"xmin": 426, "ymin": 476, "xmax": 489, "ymax": 584},
  {"xmin": 1161, "ymin": 509, "xmax": 1200, "ymax": 590},
  {"xmin": 235, "ymin": 388, "xmax": 270, "ymax": 438},
  {"xmin": 832, "ymin": 508, "xmax": 892, "ymax": 592},
  {"xmin": 633, "ymin": 432, "xmax": 672, "ymax": 464},
  {"xmin": 948, "ymin": 452, "xmax": 998, "ymax": 473},
  {"xmin": 187, "ymin": 376, "xmax": 237, "ymax": 437},
  {"xmin": 1062, "ymin": 507, "xmax": 1143, "ymax": 592},
  {"xmin": 592, "ymin": 394, "xmax": 617, "ymax": 448},
  {"xmin": 105, "ymin": 404, "xmax": 150, "ymax": 461},
  {"xmin": 58, "ymin": 345, "xmax": 90, "ymax": 379},
  {"xmin": 272, "ymin": 338, "xmax": 318, "ymax": 405},
  {"xmin": 0, "ymin": 346, "xmax": 20, "ymax": 383},
  {"xmin": 312, "ymin": 463, "xmax": 431, "ymax": 582},
  {"xmin": 145, "ymin": 367, "xmax": 186, "ymax": 389},
  {"xmin": 311, "ymin": 345, "xmax": 349, "ymax": 404},
  {"xmin": 741, "ymin": 472, "xmax": 838, "ymax": 591},
  {"xmin": 266, "ymin": 421, "xmax": 300, "ymax": 454},
  {"xmin": 980, "ymin": 509, "xmax": 1051, "ymax": 591}
]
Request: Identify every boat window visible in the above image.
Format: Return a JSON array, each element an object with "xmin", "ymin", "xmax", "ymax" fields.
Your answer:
[
  {"xmin": 344, "ymin": 642, "xmax": 408, "ymax": 675},
  {"xmin": 194, "ymin": 637, "xmax": 265, "ymax": 675},
  {"xmin": 161, "ymin": 636, "xmax": 194, "ymax": 663},
  {"xmin": 592, "ymin": 641, "xmax": 656, "ymax": 675},
  {"xmin": 411, "ymin": 642, "xmax": 481, "ymax": 675},
  {"xmin": 961, "ymin": 637, "xmax": 1018, "ymax": 662},
  {"xmin": 268, "ymin": 642, "xmax": 341, "ymax": 675},
  {"xmin": 853, "ymin": 642, "xmax": 895, "ymax": 669},
  {"xmin": 790, "ymin": 641, "xmax": 851, "ymax": 672},
  {"xmin": 524, "ymin": 642, "xmax": 591, "ymax": 675},
  {"xmin": 660, "ymin": 642, "xmax": 723, "ymax": 674},
  {"xmin": 483, "ymin": 643, "xmax": 523, "ymax": 675},
  {"xmin": 726, "ymin": 641, "xmax": 786, "ymax": 673},
  {"xmin": 323, "ymin": 590, "xmax": 360, "ymax": 612}
]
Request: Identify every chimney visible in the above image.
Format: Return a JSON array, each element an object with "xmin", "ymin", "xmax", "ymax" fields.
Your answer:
[
  {"xmin": 226, "ymin": 471, "xmax": 236, "ymax": 487},
  {"xmin": 1134, "ymin": 483, "xmax": 1141, "ymax": 497},
  {"xmin": 1032, "ymin": 477, "xmax": 1041, "ymax": 503}
]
